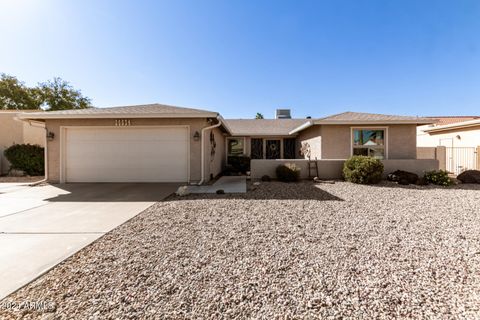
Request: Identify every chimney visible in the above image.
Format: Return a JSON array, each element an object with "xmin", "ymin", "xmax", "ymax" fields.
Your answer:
[{"xmin": 276, "ymin": 109, "xmax": 291, "ymax": 119}]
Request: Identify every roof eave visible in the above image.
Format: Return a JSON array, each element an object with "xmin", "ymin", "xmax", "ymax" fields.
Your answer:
[
  {"xmin": 216, "ymin": 115, "xmax": 232, "ymax": 135},
  {"xmin": 229, "ymin": 133, "xmax": 299, "ymax": 137},
  {"xmin": 17, "ymin": 112, "xmax": 219, "ymax": 120},
  {"xmin": 313, "ymin": 120, "xmax": 435, "ymax": 125},
  {"xmin": 423, "ymin": 120, "xmax": 480, "ymax": 133},
  {"xmin": 288, "ymin": 121, "xmax": 313, "ymax": 134}
]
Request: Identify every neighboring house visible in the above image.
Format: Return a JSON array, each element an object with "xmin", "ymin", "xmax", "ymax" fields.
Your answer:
[
  {"xmin": 18, "ymin": 104, "xmax": 435, "ymax": 183},
  {"xmin": 417, "ymin": 116, "xmax": 480, "ymax": 174},
  {"xmin": 417, "ymin": 116, "xmax": 480, "ymax": 148},
  {"xmin": 0, "ymin": 110, "xmax": 45, "ymax": 175}
]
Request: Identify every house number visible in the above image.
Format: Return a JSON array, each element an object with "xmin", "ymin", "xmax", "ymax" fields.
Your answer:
[{"xmin": 115, "ymin": 119, "xmax": 131, "ymax": 126}]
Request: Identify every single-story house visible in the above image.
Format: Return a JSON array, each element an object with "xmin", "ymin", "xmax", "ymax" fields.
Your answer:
[
  {"xmin": 0, "ymin": 110, "xmax": 45, "ymax": 175},
  {"xmin": 18, "ymin": 104, "xmax": 436, "ymax": 183}
]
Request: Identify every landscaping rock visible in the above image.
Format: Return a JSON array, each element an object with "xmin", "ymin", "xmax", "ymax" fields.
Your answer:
[
  {"xmin": 175, "ymin": 186, "xmax": 190, "ymax": 196},
  {"xmin": 261, "ymin": 175, "xmax": 271, "ymax": 182},
  {"xmin": 387, "ymin": 170, "xmax": 419, "ymax": 185},
  {"xmin": 216, "ymin": 189, "xmax": 225, "ymax": 194},
  {"xmin": 415, "ymin": 177, "xmax": 428, "ymax": 186},
  {"xmin": 457, "ymin": 170, "xmax": 480, "ymax": 184},
  {"xmin": 3, "ymin": 181, "xmax": 480, "ymax": 319}
]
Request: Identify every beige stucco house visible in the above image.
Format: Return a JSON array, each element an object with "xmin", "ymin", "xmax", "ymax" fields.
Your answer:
[
  {"xmin": 18, "ymin": 104, "xmax": 231, "ymax": 183},
  {"xmin": 18, "ymin": 104, "xmax": 436, "ymax": 183},
  {"xmin": 0, "ymin": 110, "xmax": 45, "ymax": 174}
]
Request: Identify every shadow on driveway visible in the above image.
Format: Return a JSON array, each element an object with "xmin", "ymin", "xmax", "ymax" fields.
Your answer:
[{"xmin": 45, "ymin": 183, "xmax": 181, "ymax": 202}]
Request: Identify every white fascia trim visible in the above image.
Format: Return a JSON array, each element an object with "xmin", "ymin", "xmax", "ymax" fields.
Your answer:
[
  {"xmin": 217, "ymin": 115, "xmax": 233, "ymax": 135},
  {"xmin": 288, "ymin": 121, "xmax": 314, "ymax": 134},
  {"xmin": 423, "ymin": 119, "xmax": 480, "ymax": 133}
]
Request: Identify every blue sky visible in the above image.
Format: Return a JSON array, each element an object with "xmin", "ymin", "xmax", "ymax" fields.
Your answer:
[{"xmin": 1, "ymin": 0, "xmax": 479, "ymax": 118}]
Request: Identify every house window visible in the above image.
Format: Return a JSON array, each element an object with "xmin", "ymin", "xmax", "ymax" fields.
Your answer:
[
  {"xmin": 283, "ymin": 138, "xmax": 296, "ymax": 159},
  {"xmin": 352, "ymin": 128, "xmax": 386, "ymax": 159},
  {"xmin": 227, "ymin": 138, "xmax": 245, "ymax": 156},
  {"xmin": 251, "ymin": 138, "xmax": 263, "ymax": 159},
  {"xmin": 266, "ymin": 140, "xmax": 281, "ymax": 159}
]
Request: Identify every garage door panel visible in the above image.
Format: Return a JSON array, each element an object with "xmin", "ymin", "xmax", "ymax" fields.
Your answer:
[
  {"xmin": 64, "ymin": 127, "xmax": 189, "ymax": 182},
  {"xmin": 67, "ymin": 157, "xmax": 187, "ymax": 171},
  {"xmin": 66, "ymin": 166, "xmax": 186, "ymax": 182},
  {"xmin": 67, "ymin": 142, "xmax": 185, "ymax": 159},
  {"xmin": 67, "ymin": 128, "xmax": 188, "ymax": 142}
]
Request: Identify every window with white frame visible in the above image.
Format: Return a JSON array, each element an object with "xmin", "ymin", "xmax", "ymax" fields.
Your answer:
[
  {"xmin": 227, "ymin": 138, "xmax": 245, "ymax": 157},
  {"xmin": 352, "ymin": 128, "xmax": 386, "ymax": 159}
]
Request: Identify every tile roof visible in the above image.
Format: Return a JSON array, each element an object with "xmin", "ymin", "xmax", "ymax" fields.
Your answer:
[
  {"xmin": 423, "ymin": 117, "xmax": 480, "ymax": 132},
  {"xmin": 224, "ymin": 119, "xmax": 308, "ymax": 136},
  {"xmin": 18, "ymin": 103, "xmax": 218, "ymax": 119},
  {"xmin": 425, "ymin": 116, "xmax": 480, "ymax": 126}
]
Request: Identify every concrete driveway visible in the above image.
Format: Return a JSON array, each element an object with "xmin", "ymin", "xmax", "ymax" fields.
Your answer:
[{"xmin": 0, "ymin": 183, "xmax": 179, "ymax": 300}]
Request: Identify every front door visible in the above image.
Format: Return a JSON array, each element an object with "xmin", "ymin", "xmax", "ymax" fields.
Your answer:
[{"xmin": 266, "ymin": 139, "xmax": 281, "ymax": 159}]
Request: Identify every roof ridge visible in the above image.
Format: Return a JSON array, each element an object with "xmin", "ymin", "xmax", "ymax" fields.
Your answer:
[
  {"xmin": 96, "ymin": 102, "xmax": 216, "ymax": 113},
  {"xmin": 318, "ymin": 111, "xmax": 351, "ymax": 120}
]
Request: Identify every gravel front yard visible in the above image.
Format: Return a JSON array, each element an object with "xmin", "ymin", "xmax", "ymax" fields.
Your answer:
[{"xmin": 2, "ymin": 181, "xmax": 480, "ymax": 319}]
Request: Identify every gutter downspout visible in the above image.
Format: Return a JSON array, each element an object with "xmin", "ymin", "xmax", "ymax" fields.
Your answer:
[
  {"xmin": 26, "ymin": 120, "xmax": 48, "ymax": 186},
  {"xmin": 198, "ymin": 116, "xmax": 222, "ymax": 185}
]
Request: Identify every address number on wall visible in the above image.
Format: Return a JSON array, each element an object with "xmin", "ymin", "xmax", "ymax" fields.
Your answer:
[{"xmin": 115, "ymin": 119, "xmax": 131, "ymax": 126}]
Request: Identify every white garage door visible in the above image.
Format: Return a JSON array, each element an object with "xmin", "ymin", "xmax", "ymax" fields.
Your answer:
[{"xmin": 64, "ymin": 127, "xmax": 189, "ymax": 182}]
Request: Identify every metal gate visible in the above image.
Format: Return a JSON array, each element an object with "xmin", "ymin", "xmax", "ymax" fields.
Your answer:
[{"xmin": 445, "ymin": 147, "xmax": 478, "ymax": 175}]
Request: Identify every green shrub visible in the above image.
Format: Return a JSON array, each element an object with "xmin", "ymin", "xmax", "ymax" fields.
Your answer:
[
  {"xmin": 343, "ymin": 156, "xmax": 384, "ymax": 184},
  {"xmin": 3, "ymin": 144, "xmax": 44, "ymax": 176},
  {"xmin": 227, "ymin": 155, "xmax": 251, "ymax": 173},
  {"xmin": 276, "ymin": 163, "xmax": 300, "ymax": 182},
  {"xmin": 423, "ymin": 170, "xmax": 453, "ymax": 186}
]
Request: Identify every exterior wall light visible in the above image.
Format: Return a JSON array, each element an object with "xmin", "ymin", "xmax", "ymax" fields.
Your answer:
[
  {"xmin": 47, "ymin": 131, "xmax": 55, "ymax": 141},
  {"xmin": 193, "ymin": 131, "xmax": 200, "ymax": 141}
]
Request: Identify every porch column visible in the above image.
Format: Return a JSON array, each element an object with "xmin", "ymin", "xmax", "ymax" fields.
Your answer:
[{"xmin": 436, "ymin": 146, "xmax": 447, "ymax": 171}]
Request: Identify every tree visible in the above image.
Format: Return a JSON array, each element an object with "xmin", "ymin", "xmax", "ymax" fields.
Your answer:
[
  {"xmin": 36, "ymin": 77, "xmax": 92, "ymax": 111},
  {"xmin": 255, "ymin": 112, "xmax": 264, "ymax": 119},
  {"xmin": 0, "ymin": 74, "xmax": 42, "ymax": 110}
]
